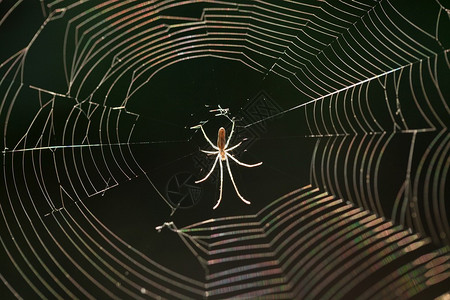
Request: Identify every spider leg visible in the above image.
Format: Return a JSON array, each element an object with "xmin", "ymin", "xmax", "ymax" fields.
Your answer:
[
  {"xmin": 224, "ymin": 141, "xmax": 242, "ymax": 152},
  {"xmin": 200, "ymin": 149, "xmax": 219, "ymax": 155},
  {"xmin": 227, "ymin": 153, "xmax": 262, "ymax": 168},
  {"xmin": 224, "ymin": 119, "xmax": 236, "ymax": 148},
  {"xmin": 225, "ymin": 157, "xmax": 251, "ymax": 205},
  {"xmin": 195, "ymin": 155, "xmax": 219, "ymax": 183},
  {"xmin": 213, "ymin": 159, "xmax": 224, "ymax": 209},
  {"xmin": 191, "ymin": 124, "xmax": 219, "ymax": 150}
]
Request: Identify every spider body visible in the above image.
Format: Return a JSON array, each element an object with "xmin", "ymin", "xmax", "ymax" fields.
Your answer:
[
  {"xmin": 192, "ymin": 120, "xmax": 262, "ymax": 209},
  {"xmin": 217, "ymin": 127, "xmax": 226, "ymax": 160}
]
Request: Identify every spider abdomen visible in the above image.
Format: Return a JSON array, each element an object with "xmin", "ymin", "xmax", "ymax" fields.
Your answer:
[{"xmin": 217, "ymin": 127, "xmax": 226, "ymax": 160}]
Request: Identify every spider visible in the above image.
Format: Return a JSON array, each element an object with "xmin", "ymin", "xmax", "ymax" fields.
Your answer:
[{"xmin": 191, "ymin": 119, "xmax": 262, "ymax": 209}]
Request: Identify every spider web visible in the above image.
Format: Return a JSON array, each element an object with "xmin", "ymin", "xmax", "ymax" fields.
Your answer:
[{"xmin": 0, "ymin": 0, "xmax": 449, "ymax": 299}]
